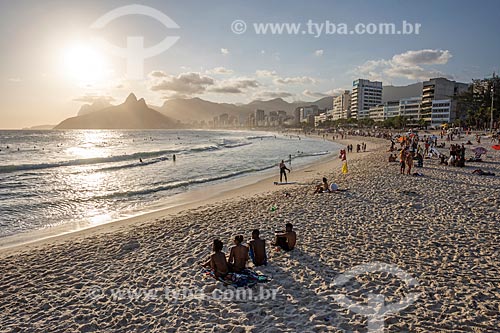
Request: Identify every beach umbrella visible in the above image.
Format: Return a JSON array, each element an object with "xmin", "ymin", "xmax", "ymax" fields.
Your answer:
[
  {"xmin": 472, "ymin": 147, "xmax": 488, "ymax": 154},
  {"xmin": 492, "ymin": 145, "xmax": 500, "ymax": 151}
]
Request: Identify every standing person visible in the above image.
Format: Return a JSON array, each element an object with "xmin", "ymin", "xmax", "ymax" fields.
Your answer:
[
  {"xmin": 400, "ymin": 149, "xmax": 406, "ymax": 174},
  {"xmin": 172, "ymin": 154, "xmax": 176, "ymax": 162},
  {"xmin": 279, "ymin": 160, "xmax": 291, "ymax": 182},
  {"xmin": 406, "ymin": 151, "xmax": 414, "ymax": 175}
]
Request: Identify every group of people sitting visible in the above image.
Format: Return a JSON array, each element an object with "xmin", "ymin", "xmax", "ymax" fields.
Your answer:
[
  {"xmin": 440, "ymin": 144, "xmax": 467, "ymax": 166},
  {"xmin": 204, "ymin": 224, "xmax": 296, "ymax": 278}
]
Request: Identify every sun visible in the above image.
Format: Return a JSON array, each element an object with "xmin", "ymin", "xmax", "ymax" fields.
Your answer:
[{"xmin": 62, "ymin": 43, "xmax": 109, "ymax": 83}]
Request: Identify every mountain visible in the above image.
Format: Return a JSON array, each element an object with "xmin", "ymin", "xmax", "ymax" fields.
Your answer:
[
  {"xmin": 55, "ymin": 93, "xmax": 177, "ymax": 129},
  {"xmin": 382, "ymin": 83, "xmax": 423, "ymax": 102},
  {"xmin": 77, "ymin": 98, "xmax": 113, "ymax": 116},
  {"xmin": 157, "ymin": 97, "xmax": 245, "ymax": 122},
  {"xmin": 157, "ymin": 96, "xmax": 335, "ymax": 122}
]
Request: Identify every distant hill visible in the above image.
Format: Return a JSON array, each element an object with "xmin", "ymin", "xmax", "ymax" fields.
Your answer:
[
  {"xmin": 60, "ymin": 87, "xmax": 426, "ymax": 128},
  {"xmin": 157, "ymin": 96, "xmax": 335, "ymax": 122},
  {"xmin": 24, "ymin": 124, "xmax": 55, "ymax": 130},
  {"xmin": 157, "ymin": 97, "xmax": 245, "ymax": 122},
  {"xmin": 55, "ymin": 93, "xmax": 177, "ymax": 129},
  {"xmin": 382, "ymin": 83, "xmax": 422, "ymax": 102},
  {"xmin": 77, "ymin": 99, "xmax": 113, "ymax": 116}
]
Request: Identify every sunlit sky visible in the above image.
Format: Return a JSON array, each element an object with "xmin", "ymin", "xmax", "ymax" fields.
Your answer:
[{"xmin": 1, "ymin": 0, "xmax": 499, "ymax": 129}]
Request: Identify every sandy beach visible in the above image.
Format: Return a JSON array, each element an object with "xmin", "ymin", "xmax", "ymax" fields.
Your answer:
[{"xmin": 1, "ymin": 134, "xmax": 499, "ymax": 332}]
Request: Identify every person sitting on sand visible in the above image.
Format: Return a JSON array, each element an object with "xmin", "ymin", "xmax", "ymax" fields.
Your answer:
[
  {"xmin": 388, "ymin": 154, "xmax": 396, "ymax": 162},
  {"xmin": 314, "ymin": 177, "xmax": 331, "ymax": 194},
  {"xmin": 228, "ymin": 235, "xmax": 249, "ymax": 273},
  {"xmin": 272, "ymin": 223, "xmax": 296, "ymax": 251},
  {"xmin": 203, "ymin": 239, "xmax": 229, "ymax": 278},
  {"xmin": 472, "ymin": 169, "xmax": 495, "ymax": 176},
  {"xmin": 248, "ymin": 229, "xmax": 267, "ymax": 266}
]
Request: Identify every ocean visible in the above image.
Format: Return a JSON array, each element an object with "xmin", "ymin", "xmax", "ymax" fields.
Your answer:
[{"xmin": 0, "ymin": 129, "xmax": 340, "ymax": 238}]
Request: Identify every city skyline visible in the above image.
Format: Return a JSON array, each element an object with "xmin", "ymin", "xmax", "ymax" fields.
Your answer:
[{"xmin": 1, "ymin": 0, "xmax": 500, "ymax": 128}]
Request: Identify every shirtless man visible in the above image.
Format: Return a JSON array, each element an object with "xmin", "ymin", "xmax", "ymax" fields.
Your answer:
[
  {"xmin": 204, "ymin": 239, "xmax": 229, "ymax": 278},
  {"xmin": 248, "ymin": 229, "xmax": 267, "ymax": 266},
  {"xmin": 406, "ymin": 151, "xmax": 414, "ymax": 175},
  {"xmin": 228, "ymin": 235, "xmax": 249, "ymax": 273},
  {"xmin": 273, "ymin": 223, "xmax": 296, "ymax": 251}
]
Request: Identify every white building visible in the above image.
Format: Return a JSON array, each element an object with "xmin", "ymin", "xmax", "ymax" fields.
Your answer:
[
  {"xmin": 351, "ymin": 79, "xmax": 383, "ymax": 119},
  {"xmin": 368, "ymin": 100, "xmax": 400, "ymax": 122},
  {"xmin": 431, "ymin": 99, "xmax": 452, "ymax": 127},
  {"xmin": 332, "ymin": 90, "xmax": 351, "ymax": 120},
  {"xmin": 399, "ymin": 97, "xmax": 422, "ymax": 122},
  {"xmin": 314, "ymin": 113, "xmax": 328, "ymax": 127}
]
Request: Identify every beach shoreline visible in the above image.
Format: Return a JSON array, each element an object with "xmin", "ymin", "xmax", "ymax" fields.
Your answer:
[
  {"xmin": 1, "ymin": 132, "xmax": 498, "ymax": 332},
  {"xmin": 0, "ymin": 135, "xmax": 370, "ymax": 256}
]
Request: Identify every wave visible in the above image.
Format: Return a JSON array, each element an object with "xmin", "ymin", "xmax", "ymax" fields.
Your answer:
[
  {"xmin": 93, "ymin": 163, "xmax": 277, "ymax": 200},
  {"xmin": 0, "ymin": 140, "xmax": 253, "ymax": 174},
  {"xmin": 246, "ymin": 135, "xmax": 274, "ymax": 140}
]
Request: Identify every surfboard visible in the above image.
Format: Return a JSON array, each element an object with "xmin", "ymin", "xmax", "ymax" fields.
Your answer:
[{"xmin": 273, "ymin": 181, "xmax": 298, "ymax": 185}]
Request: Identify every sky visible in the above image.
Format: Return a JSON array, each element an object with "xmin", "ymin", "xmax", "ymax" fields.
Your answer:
[{"xmin": 1, "ymin": 0, "xmax": 499, "ymax": 128}]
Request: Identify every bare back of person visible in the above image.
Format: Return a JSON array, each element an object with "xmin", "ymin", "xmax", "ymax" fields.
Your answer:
[
  {"xmin": 229, "ymin": 244, "xmax": 249, "ymax": 272},
  {"xmin": 210, "ymin": 252, "xmax": 229, "ymax": 278},
  {"xmin": 249, "ymin": 238, "xmax": 266, "ymax": 266}
]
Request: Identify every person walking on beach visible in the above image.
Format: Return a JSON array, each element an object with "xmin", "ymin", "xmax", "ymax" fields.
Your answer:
[{"xmin": 279, "ymin": 160, "xmax": 291, "ymax": 182}]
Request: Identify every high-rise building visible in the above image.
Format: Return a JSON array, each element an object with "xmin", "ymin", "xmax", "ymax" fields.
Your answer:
[
  {"xmin": 255, "ymin": 109, "xmax": 265, "ymax": 126},
  {"xmin": 351, "ymin": 79, "xmax": 383, "ymax": 119},
  {"xmin": 298, "ymin": 105, "xmax": 319, "ymax": 123},
  {"xmin": 421, "ymin": 78, "xmax": 468, "ymax": 124},
  {"xmin": 332, "ymin": 90, "xmax": 351, "ymax": 120}
]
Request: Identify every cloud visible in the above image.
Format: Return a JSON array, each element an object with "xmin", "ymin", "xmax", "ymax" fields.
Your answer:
[
  {"xmin": 221, "ymin": 48, "xmax": 229, "ymax": 55},
  {"xmin": 210, "ymin": 79, "xmax": 260, "ymax": 94},
  {"xmin": 314, "ymin": 49, "xmax": 324, "ymax": 57},
  {"xmin": 273, "ymin": 76, "xmax": 317, "ymax": 85},
  {"xmin": 8, "ymin": 78, "xmax": 22, "ymax": 82},
  {"xmin": 301, "ymin": 89, "xmax": 343, "ymax": 99},
  {"xmin": 355, "ymin": 49, "xmax": 453, "ymax": 81},
  {"xmin": 149, "ymin": 71, "xmax": 168, "ymax": 78},
  {"xmin": 392, "ymin": 49, "xmax": 452, "ymax": 66},
  {"xmin": 254, "ymin": 91, "xmax": 294, "ymax": 100},
  {"xmin": 256, "ymin": 70, "xmax": 277, "ymax": 77},
  {"xmin": 206, "ymin": 67, "xmax": 234, "ymax": 75},
  {"xmin": 150, "ymin": 72, "xmax": 215, "ymax": 95},
  {"xmin": 73, "ymin": 95, "xmax": 115, "ymax": 103}
]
